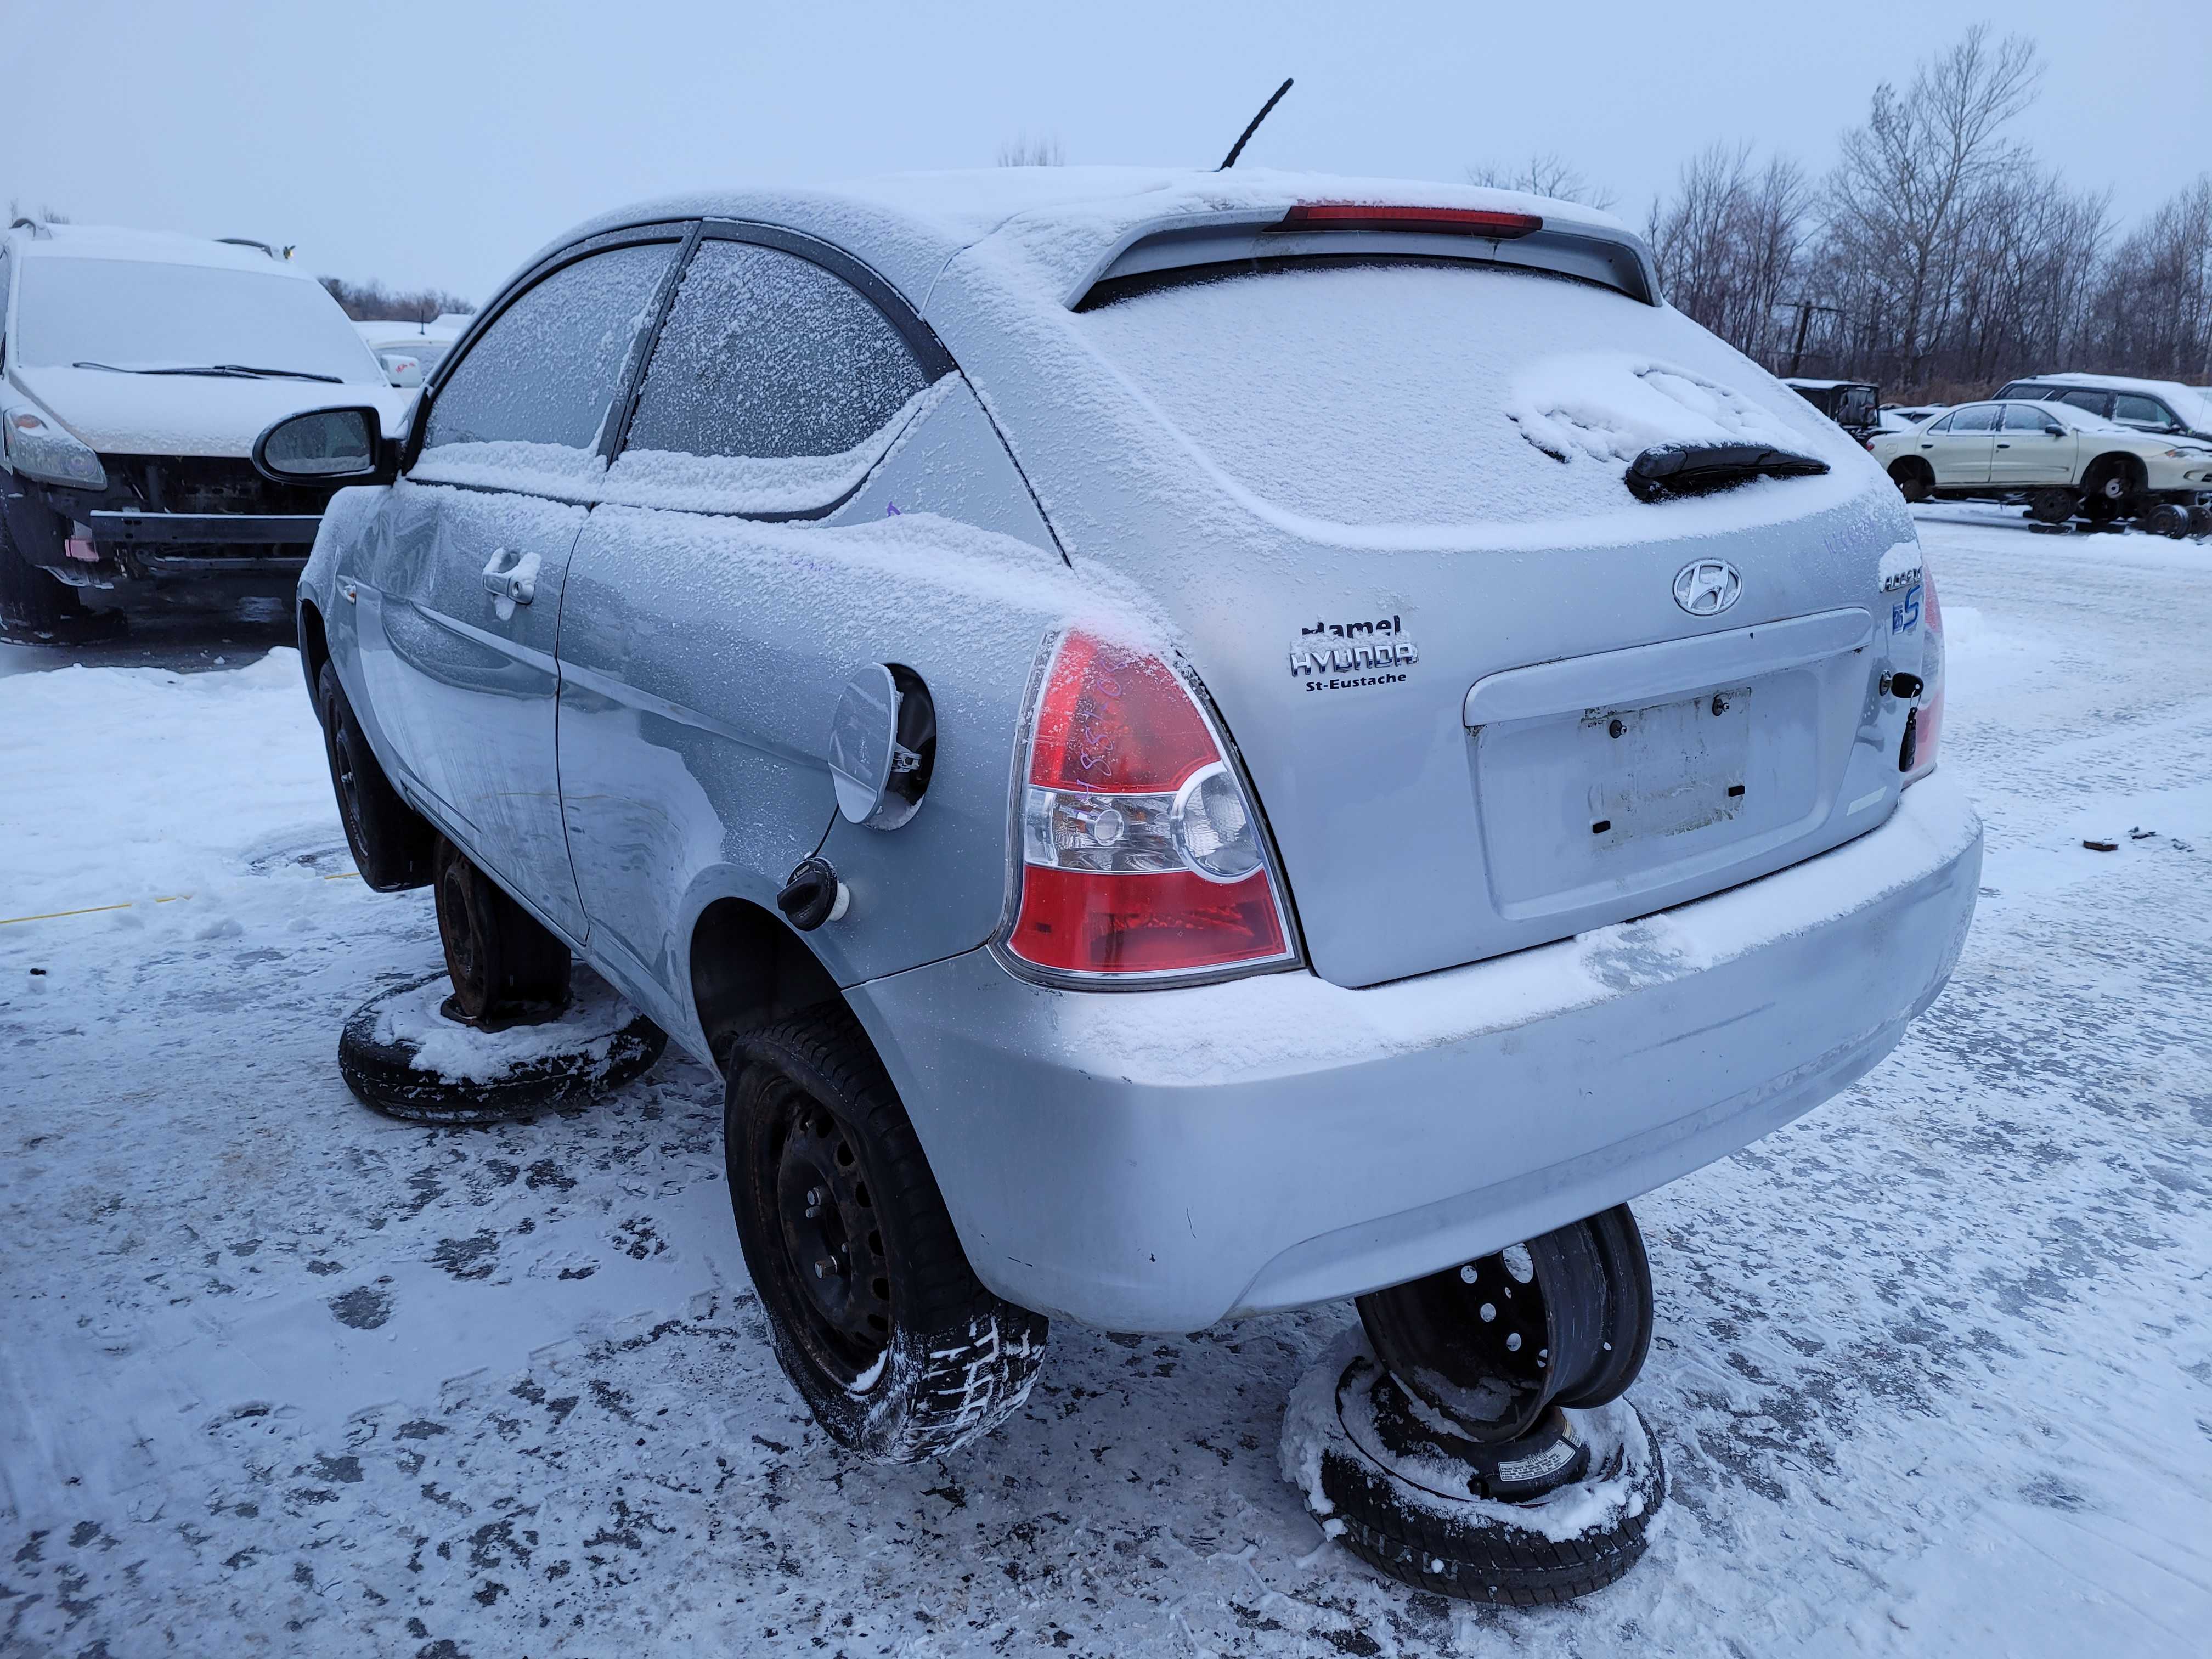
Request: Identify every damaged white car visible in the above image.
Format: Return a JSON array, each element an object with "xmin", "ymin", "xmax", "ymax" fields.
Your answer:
[{"xmin": 259, "ymin": 168, "xmax": 1979, "ymax": 1603}]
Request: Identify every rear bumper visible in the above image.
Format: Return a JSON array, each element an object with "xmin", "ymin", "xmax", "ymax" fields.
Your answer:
[{"xmin": 851, "ymin": 772, "xmax": 1981, "ymax": 1333}]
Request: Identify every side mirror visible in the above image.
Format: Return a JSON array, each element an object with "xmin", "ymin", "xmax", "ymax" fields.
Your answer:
[
  {"xmin": 376, "ymin": 351, "xmax": 423, "ymax": 388},
  {"xmin": 251, "ymin": 407, "xmax": 394, "ymax": 484}
]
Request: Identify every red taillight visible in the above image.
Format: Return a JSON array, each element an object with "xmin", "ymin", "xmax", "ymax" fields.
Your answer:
[
  {"xmin": 1904, "ymin": 560, "xmax": 1945, "ymax": 783},
  {"xmin": 1026, "ymin": 630, "xmax": 1216, "ymax": 793},
  {"xmin": 1005, "ymin": 631, "xmax": 1297, "ymax": 983},
  {"xmin": 1278, "ymin": 204, "xmax": 1542, "ymax": 239}
]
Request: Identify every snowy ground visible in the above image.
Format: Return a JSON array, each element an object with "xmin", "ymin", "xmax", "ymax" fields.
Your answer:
[{"xmin": 3, "ymin": 510, "xmax": 2208, "ymax": 1658}]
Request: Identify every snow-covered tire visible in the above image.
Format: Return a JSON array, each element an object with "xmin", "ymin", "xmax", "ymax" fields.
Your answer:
[
  {"xmin": 1283, "ymin": 1330, "xmax": 1664, "ymax": 1607},
  {"xmin": 338, "ymin": 970, "xmax": 665, "ymax": 1125},
  {"xmin": 317, "ymin": 662, "xmax": 435, "ymax": 892},
  {"xmin": 726, "ymin": 1007, "xmax": 1047, "ymax": 1463}
]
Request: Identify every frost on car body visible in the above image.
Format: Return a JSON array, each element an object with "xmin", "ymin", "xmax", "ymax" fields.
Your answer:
[{"xmin": 276, "ymin": 167, "xmax": 1980, "ymax": 1345}]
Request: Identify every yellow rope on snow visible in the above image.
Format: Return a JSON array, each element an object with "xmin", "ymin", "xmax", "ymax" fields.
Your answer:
[{"xmin": 1, "ymin": 872, "xmax": 356, "ymax": 926}]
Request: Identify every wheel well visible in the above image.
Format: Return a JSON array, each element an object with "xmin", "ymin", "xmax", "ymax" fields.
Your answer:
[
  {"xmin": 1888, "ymin": 456, "xmax": 1933, "ymax": 482},
  {"xmin": 2086, "ymin": 452, "xmax": 2146, "ymax": 487},
  {"xmin": 689, "ymin": 897, "xmax": 844, "ymax": 1071},
  {"xmin": 297, "ymin": 600, "xmax": 330, "ymax": 697}
]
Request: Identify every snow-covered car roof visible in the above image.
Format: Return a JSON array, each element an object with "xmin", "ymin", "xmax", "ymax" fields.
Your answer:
[
  {"xmin": 5, "ymin": 221, "xmax": 312, "ymax": 278},
  {"xmin": 517, "ymin": 167, "xmax": 1654, "ymax": 319},
  {"xmin": 2017, "ymin": 371, "xmax": 2212, "ymax": 430}
]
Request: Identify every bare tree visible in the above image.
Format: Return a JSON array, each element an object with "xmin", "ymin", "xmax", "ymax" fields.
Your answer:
[
  {"xmin": 1466, "ymin": 153, "xmax": 1618, "ymax": 213},
  {"xmin": 2088, "ymin": 174, "xmax": 2212, "ymax": 384},
  {"xmin": 7, "ymin": 197, "xmax": 70, "ymax": 224},
  {"xmin": 1647, "ymin": 143, "xmax": 1811, "ymax": 366},
  {"xmin": 996, "ymin": 132, "xmax": 1065, "ymax": 167},
  {"xmin": 1821, "ymin": 25, "xmax": 2042, "ymax": 390}
]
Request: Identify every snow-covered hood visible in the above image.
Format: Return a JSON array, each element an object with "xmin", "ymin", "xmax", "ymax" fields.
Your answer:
[{"xmin": 7, "ymin": 365, "xmax": 415, "ymax": 458}]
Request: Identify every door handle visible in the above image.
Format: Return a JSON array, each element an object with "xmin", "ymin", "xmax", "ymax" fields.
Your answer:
[
  {"xmin": 1996, "ymin": 442, "xmax": 2012, "ymax": 449},
  {"xmin": 481, "ymin": 547, "xmax": 540, "ymax": 608}
]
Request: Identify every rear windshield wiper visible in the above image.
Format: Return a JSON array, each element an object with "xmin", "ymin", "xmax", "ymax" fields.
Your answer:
[
  {"xmin": 1626, "ymin": 442, "xmax": 1830, "ymax": 502},
  {"xmin": 70, "ymin": 360, "xmax": 342, "ymax": 383}
]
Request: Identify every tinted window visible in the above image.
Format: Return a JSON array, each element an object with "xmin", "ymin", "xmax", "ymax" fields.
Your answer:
[
  {"xmin": 424, "ymin": 241, "xmax": 676, "ymax": 454},
  {"xmin": 2001, "ymin": 403, "xmax": 2060, "ymax": 432},
  {"xmin": 623, "ymin": 239, "xmax": 929, "ymax": 461},
  {"xmin": 1948, "ymin": 405, "xmax": 1999, "ymax": 432},
  {"xmin": 2112, "ymin": 393, "xmax": 2171, "ymax": 427},
  {"xmin": 2058, "ymin": 389, "xmax": 2110, "ymax": 417}
]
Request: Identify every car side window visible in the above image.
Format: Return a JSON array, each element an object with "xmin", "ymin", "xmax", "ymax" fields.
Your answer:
[
  {"xmin": 421, "ymin": 241, "xmax": 677, "ymax": 461},
  {"xmin": 2000, "ymin": 403, "xmax": 2056, "ymax": 433},
  {"xmin": 1948, "ymin": 405, "xmax": 1998, "ymax": 433},
  {"xmin": 2112, "ymin": 393, "xmax": 2170, "ymax": 428},
  {"xmin": 2055, "ymin": 390, "xmax": 2107, "ymax": 417},
  {"xmin": 1925, "ymin": 413, "xmax": 1956, "ymax": 433},
  {"xmin": 610, "ymin": 239, "xmax": 935, "ymax": 511}
]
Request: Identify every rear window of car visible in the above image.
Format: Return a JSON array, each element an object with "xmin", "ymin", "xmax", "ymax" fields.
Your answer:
[
  {"xmin": 624, "ymin": 240, "xmax": 930, "ymax": 464},
  {"xmin": 1074, "ymin": 260, "xmax": 1833, "ymax": 528}
]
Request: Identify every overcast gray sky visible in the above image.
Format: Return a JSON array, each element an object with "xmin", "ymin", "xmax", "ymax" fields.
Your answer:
[{"xmin": 6, "ymin": 1, "xmax": 2207, "ymax": 303}]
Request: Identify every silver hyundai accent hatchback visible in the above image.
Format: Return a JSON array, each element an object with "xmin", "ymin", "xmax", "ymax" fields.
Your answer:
[{"xmin": 264, "ymin": 168, "xmax": 1979, "ymax": 1462}]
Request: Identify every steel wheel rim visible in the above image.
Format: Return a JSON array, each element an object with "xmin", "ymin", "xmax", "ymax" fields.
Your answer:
[
  {"xmin": 767, "ymin": 1085, "xmax": 890, "ymax": 1383},
  {"xmin": 436, "ymin": 858, "xmax": 488, "ymax": 1012}
]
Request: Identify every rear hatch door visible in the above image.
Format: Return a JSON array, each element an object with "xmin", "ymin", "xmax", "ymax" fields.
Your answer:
[{"xmin": 1057, "ymin": 254, "xmax": 1918, "ymax": 988}]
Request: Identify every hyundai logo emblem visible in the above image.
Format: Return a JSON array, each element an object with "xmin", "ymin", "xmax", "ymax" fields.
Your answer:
[{"xmin": 1673, "ymin": 558, "xmax": 1743, "ymax": 617}]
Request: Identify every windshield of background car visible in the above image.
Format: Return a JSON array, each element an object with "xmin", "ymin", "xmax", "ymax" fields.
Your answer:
[
  {"xmin": 14, "ymin": 257, "xmax": 386, "ymax": 382},
  {"xmin": 1074, "ymin": 259, "xmax": 1829, "ymax": 528}
]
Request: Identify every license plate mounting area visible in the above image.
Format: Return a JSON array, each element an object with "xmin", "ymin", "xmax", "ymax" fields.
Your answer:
[{"xmin": 1583, "ymin": 686, "xmax": 1751, "ymax": 847}]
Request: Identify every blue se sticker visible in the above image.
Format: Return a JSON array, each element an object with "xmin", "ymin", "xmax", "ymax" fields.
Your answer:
[{"xmin": 1891, "ymin": 583, "xmax": 1922, "ymax": 633}]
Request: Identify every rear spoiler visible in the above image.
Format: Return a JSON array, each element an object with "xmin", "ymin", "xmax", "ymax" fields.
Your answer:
[{"xmin": 1067, "ymin": 205, "xmax": 1661, "ymax": 310}]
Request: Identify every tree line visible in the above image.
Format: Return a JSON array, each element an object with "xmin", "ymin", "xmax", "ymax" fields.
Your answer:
[
  {"xmin": 1481, "ymin": 27, "xmax": 2211, "ymax": 403},
  {"xmin": 317, "ymin": 275, "xmax": 476, "ymax": 325}
]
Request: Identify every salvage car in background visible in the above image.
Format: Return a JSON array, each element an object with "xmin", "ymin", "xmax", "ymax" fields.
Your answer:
[
  {"xmin": 0, "ymin": 222, "xmax": 415, "ymax": 636},
  {"xmin": 1782, "ymin": 377, "xmax": 1880, "ymax": 441},
  {"xmin": 1869, "ymin": 396, "xmax": 2212, "ymax": 530},
  {"xmin": 352, "ymin": 317, "xmax": 465, "ymax": 388},
  {"xmin": 1994, "ymin": 371, "xmax": 2212, "ymax": 442},
  {"xmin": 261, "ymin": 169, "xmax": 1977, "ymax": 1596}
]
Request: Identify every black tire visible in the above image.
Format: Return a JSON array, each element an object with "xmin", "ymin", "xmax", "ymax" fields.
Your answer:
[
  {"xmin": 2141, "ymin": 501, "xmax": 2192, "ymax": 539},
  {"xmin": 1888, "ymin": 460, "xmax": 1932, "ymax": 504},
  {"xmin": 1297, "ymin": 1347, "xmax": 1666, "ymax": 1607},
  {"xmin": 338, "ymin": 971, "xmax": 664, "ymax": 1125},
  {"xmin": 317, "ymin": 661, "xmax": 436, "ymax": 891},
  {"xmin": 726, "ymin": 1006, "xmax": 1047, "ymax": 1463},
  {"xmin": 1357, "ymin": 1205, "xmax": 1654, "ymax": 1443},
  {"xmin": 2191, "ymin": 505, "xmax": 2212, "ymax": 540},
  {"xmin": 432, "ymin": 838, "xmax": 571, "ymax": 1020},
  {"xmin": 2026, "ymin": 488, "xmax": 2078, "ymax": 525},
  {"xmin": 0, "ymin": 498, "xmax": 85, "ymax": 636}
]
